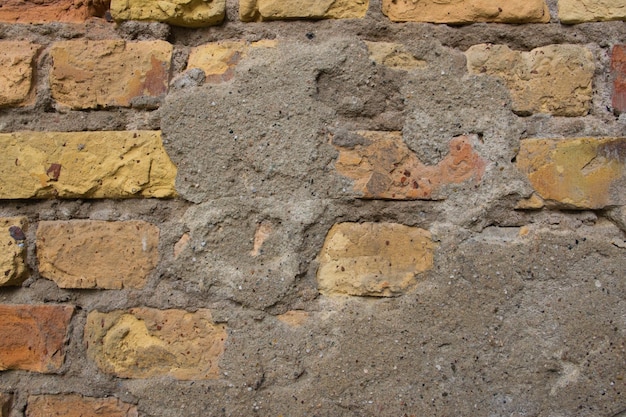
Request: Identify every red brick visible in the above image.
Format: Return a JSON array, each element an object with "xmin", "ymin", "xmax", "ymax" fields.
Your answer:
[
  {"xmin": 612, "ymin": 45, "xmax": 626, "ymax": 115},
  {"xmin": 0, "ymin": 305, "xmax": 73, "ymax": 373}
]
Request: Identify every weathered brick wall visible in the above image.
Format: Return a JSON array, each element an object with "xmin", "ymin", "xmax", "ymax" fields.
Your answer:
[{"xmin": 0, "ymin": 0, "xmax": 625, "ymax": 416}]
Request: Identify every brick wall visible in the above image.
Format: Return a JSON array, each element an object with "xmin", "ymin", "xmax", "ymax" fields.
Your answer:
[{"xmin": 0, "ymin": 0, "xmax": 625, "ymax": 416}]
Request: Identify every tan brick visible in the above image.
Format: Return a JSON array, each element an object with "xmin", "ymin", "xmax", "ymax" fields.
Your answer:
[
  {"xmin": 0, "ymin": 304, "xmax": 73, "ymax": 373},
  {"xmin": 0, "ymin": 131, "xmax": 177, "ymax": 199},
  {"xmin": 517, "ymin": 138, "xmax": 626, "ymax": 209},
  {"xmin": 110, "ymin": 0, "xmax": 224, "ymax": 27},
  {"xmin": 0, "ymin": 393, "xmax": 11, "ymax": 417},
  {"xmin": 37, "ymin": 220, "xmax": 159, "ymax": 289},
  {"xmin": 187, "ymin": 40, "xmax": 276, "ymax": 83},
  {"xmin": 559, "ymin": 0, "xmax": 626, "ymax": 23},
  {"xmin": 382, "ymin": 0, "xmax": 550, "ymax": 23},
  {"xmin": 333, "ymin": 131, "xmax": 485, "ymax": 200},
  {"xmin": 240, "ymin": 0, "xmax": 368, "ymax": 22},
  {"xmin": 466, "ymin": 44, "xmax": 594, "ymax": 116},
  {"xmin": 317, "ymin": 222, "xmax": 435, "ymax": 297},
  {"xmin": 0, "ymin": 0, "xmax": 107, "ymax": 23},
  {"xmin": 364, "ymin": 42, "xmax": 427, "ymax": 71},
  {"xmin": 50, "ymin": 40, "xmax": 172, "ymax": 109},
  {"xmin": 27, "ymin": 394, "xmax": 137, "ymax": 417},
  {"xmin": 0, "ymin": 217, "xmax": 28, "ymax": 287},
  {"xmin": 0, "ymin": 41, "xmax": 39, "ymax": 108},
  {"xmin": 85, "ymin": 308, "xmax": 227, "ymax": 380}
]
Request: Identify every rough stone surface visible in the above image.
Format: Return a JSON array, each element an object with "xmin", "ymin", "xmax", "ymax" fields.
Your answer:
[
  {"xmin": 37, "ymin": 220, "xmax": 159, "ymax": 289},
  {"xmin": 517, "ymin": 137, "xmax": 626, "ymax": 209},
  {"xmin": 382, "ymin": 0, "xmax": 550, "ymax": 23},
  {"xmin": 612, "ymin": 45, "xmax": 626, "ymax": 115},
  {"xmin": 240, "ymin": 0, "xmax": 368, "ymax": 21},
  {"xmin": 187, "ymin": 40, "xmax": 276, "ymax": 83},
  {"xmin": 0, "ymin": 41, "xmax": 39, "ymax": 108},
  {"xmin": 110, "ymin": 0, "xmax": 225, "ymax": 28},
  {"xmin": 364, "ymin": 41, "xmax": 427, "ymax": 71},
  {"xmin": 85, "ymin": 308, "xmax": 227, "ymax": 380},
  {"xmin": 0, "ymin": 217, "xmax": 28, "ymax": 287},
  {"xmin": 0, "ymin": 131, "xmax": 177, "ymax": 199},
  {"xmin": 50, "ymin": 40, "xmax": 172, "ymax": 109},
  {"xmin": 0, "ymin": 0, "xmax": 108, "ymax": 23},
  {"xmin": 466, "ymin": 44, "xmax": 595, "ymax": 116},
  {"xmin": 317, "ymin": 222, "xmax": 435, "ymax": 296},
  {"xmin": 559, "ymin": 0, "xmax": 626, "ymax": 23},
  {"xmin": 26, "ymin": 394, "xmax": 137, "ymax": 417},
  {"xmin": 0, "ymin": 393, "xmax": 10, "ymax": 417},
  {"xmin": 0, "ymin": 305, "xmax": 73, "ymax": 373},
  {"xmin": 333, "ymin": 131, "xmax": 486, "ymax": 199}
]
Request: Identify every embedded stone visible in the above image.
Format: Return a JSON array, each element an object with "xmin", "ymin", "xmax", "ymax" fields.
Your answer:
[
  {"xmin": 0, "ymin": 217, "xmax": 28, "ymax": 286},
  {"xmin": 317, "ymin": 222, "xmax": 435, "ymax": 297},
  {"xmin": 382, "ymin": 0, "xmax": 550, "ymax": 23},
  {"xmin": 50, "ymin": 40, "xmax": 172, "ymax": 109},
  {"xmin": 0, "ymin": 305, "xmax": 73, "ymax": 373},
  {"xmin": 364, "ymin": 41, "xmax": 427, "ymax": 71},
  {"xmin": 0, "ymin": 131, "xmax": 177, "ymax": 199},
  {"xmin": 37, "ymin": 220, "xmax": 159, "ymax": 289},
  {"xmin": 85, "ymin": 308, "xmax": 227, "ymax": 379},
  {"xmin": 26, "ymin": 394, "xmax": 137, "ymax": 417},
  {"xmin": 110, "ymin": 0, "xmax": 225, "ymax": 27},
  {"xmin": 517, "ymin": 137, "xmax": 626, "ymax": 209},
  {"xmin": 466, "ymin": 44, "xmax": 594, "ymax": 116},
  {"xmin": 0, "ymin": 392, "xmax": 11, "ymax": 417},
  {"xmin": 240, "ymin": 0, "xmax": 368, "ymax": 22},
  {"xmin": 333, "ymin": 131, "xmax": 485, "ymax": 200},
  {"xmin": 612, "ymin": 45, "xmax": 626, "ymax": 115}
]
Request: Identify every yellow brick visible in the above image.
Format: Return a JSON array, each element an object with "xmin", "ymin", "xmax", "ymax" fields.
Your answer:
[
  {"xmin": 517, "ymin": 138, "xmax": 626, "ymax": 209},
  {"xmin": 559, "ymin": 0, "xmax": 626, "ymax": 23},
  {"xmin": 0, "ymin": 217, "xmax": 28, "ymax": 286},
  {"xmin": 317, "ymin": 222, "xmax": 435, "ymax": 297},
  {"xmin": 364, "ymin": 41, "xmax": 427, "ymax": 71},
  {"xmin": 466, "ymin": 44, "xmax": 594, "ymax": 116},
  {"xmin": 85, "ymin": 308, "xmax": 227, "ymax": 380},
  {"xmin": 0, "ymin": 131, "xmax": 177, "ymax": 199},
  {"xmin": 240, "ymin": 0, "xmax": 368, "ymax": 22},
  {"xmin": 382, "ymin": 0, "xmax": 550, "ymax": 23},
  {"xmin": 0, "ymin": 41, "xmax": 39, "ymax": 108},
  {"xmin": 37, "ymin": 220, "xmax": 159, "ymax": 289},
  {"xmin": 110, "ymin": 0, "xmax": 225, "ymax": 27},
  {"xmin": 50, "ymin": 40, "xmax": 172, "ymax": 109}
]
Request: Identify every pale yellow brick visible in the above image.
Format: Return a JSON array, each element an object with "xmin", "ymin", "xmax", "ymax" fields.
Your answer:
[
  {"xmin": 0, "ymin": 217, "xmax": 28, "ymax": 286},
  {"xmin": 364, "ymin": 42, "xmax": 427, "ymax": 71},
  {"xmin": 37, "ymin": 220, "xmax": 159, "ymax": 289},
  {"xmin": 382, "ymin": 0, "xmax": 550, "ymax": 23},
  {"xmin": 50, "ymin": 40, "xmax": 172, "ymax": 109},
  {"xmin": 85, "ymin": 308, "xmax": 227, "ymax": 380},
  {"xmin": 466, "ymin": 44, "xmax": 594, "ymax": 116},
  {"xmin": 0, "ymin": 131, "xmax": 177, "ymax": 199},
  {"xmin": 110, "ymin": 0, "xmax": 225, "ymax": 27},
  {"xmin": 517, "ymin": 138, "xmax": 626, "ymax": 209},
  {"xmin": 240, "ymin": 0, "xmax": 368, "ymax": 22},
  {"xmin": 317, "ymin": 222, "xmax": 435, "ymax": 297},
  {"xmin": 559, "ymin": 0, "xmax": 626, "ymax": 23},
  {"xmin": 0, "ymin": 41, "xmax": 39, "ymax": 108}
]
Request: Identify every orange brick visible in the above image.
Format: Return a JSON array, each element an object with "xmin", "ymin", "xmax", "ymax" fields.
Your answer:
[
  {"xmin": 0, "ymin": 41, "xmax": 39, "ymax": 108},
  {"xmin": 37, "ymin": 220, "xmax": 159, "ymax": 289},
  {"xmin": 27, "ymin": 394, "xmax": 137, "ymax": 417},
  {"xmin": 0, "ymin": 0, "xmax": 108, "ymax": 23},
  {"xmin": 0, "ymin": 304, "xmax": 73, "ymax": 373}
]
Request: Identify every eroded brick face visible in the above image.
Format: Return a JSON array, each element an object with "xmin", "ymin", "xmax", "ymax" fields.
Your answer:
[
  {"xmin": 0, "ymin": 41, "xmax": 39, "ymax": 108},
  {"xmin": 110, "ymin": 0, "xmax": 225, "ymax": 27},
  {"xmin": 0, "ymin": 0, "xmax": 108, "ymax": 23},
  {"xmin": 559, "ymin": 0, "xmax": 626, "ymax": 23},
  {"xmin": 0, "ymin": 217, "xmax": 28, "ymax": 286},
  {"xmin": 0, "ymin": 305, "xmax": 73, "ymax": 373},
  {"xmin": 240, "ymin": 0, "xmax": 368, "ymax": 21},
  {"xmin": 85, "ymin": 308, "xmax": 227, "ymax": 380}
]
